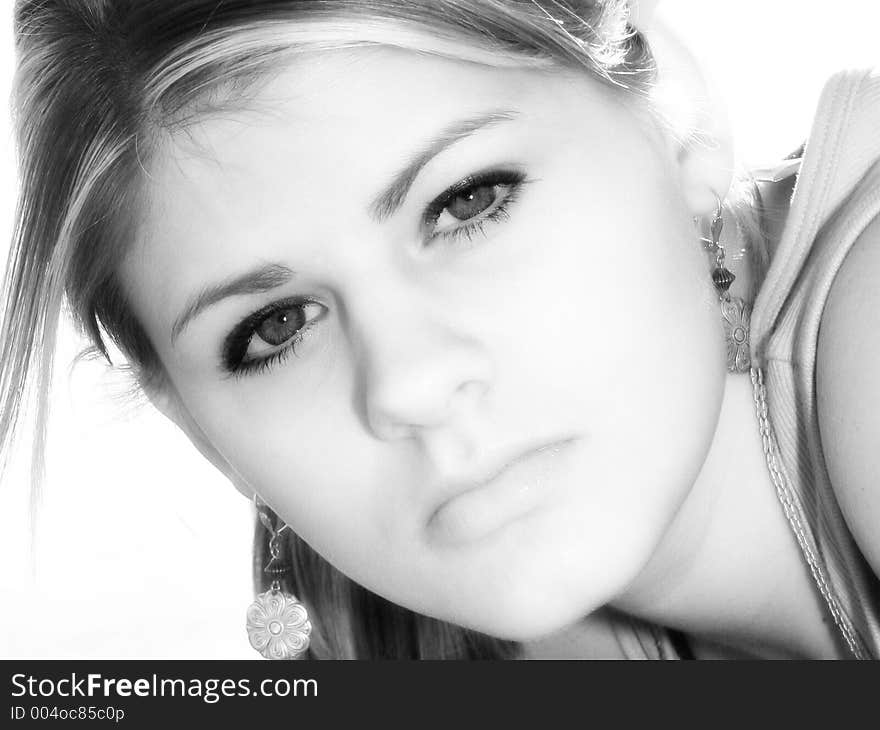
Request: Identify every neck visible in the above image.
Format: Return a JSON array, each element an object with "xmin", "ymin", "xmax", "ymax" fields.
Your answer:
[{"xmin": 612, "ymin": 371, "xmax": 846, "ymax": 659}]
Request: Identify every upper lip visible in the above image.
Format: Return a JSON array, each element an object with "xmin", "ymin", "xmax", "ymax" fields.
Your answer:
[{"xmin": 430, "ymin": 437, "xmax": 575, "ymax": 505}]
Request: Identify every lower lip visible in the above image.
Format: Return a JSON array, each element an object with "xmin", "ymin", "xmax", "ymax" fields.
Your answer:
[{"xmin": 428, "ymin": 438, "xmax": 577, "ymax": 546}]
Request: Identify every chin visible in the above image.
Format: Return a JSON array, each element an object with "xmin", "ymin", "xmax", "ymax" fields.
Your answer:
[
  {"xmin": 447, "ymin": 576, "xmax": 602, "ymax": 644},
  {"xmin": 463, "ymin": 604, "xmax": 589, "ymax": 645}
]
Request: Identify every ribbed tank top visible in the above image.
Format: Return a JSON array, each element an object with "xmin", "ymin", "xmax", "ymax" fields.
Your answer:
[{"xmin": 748, "ymin": 68, "xmax": 880, "ymax": 659}]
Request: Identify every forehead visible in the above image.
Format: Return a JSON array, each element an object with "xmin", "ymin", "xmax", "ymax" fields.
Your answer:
[
  {"xmin": 148, "ymin": 45, "xmax": 584, "ymax": 190},
  {"xmin": 140, "ymin": 42, "xmax": 619, "ymax": 212}
]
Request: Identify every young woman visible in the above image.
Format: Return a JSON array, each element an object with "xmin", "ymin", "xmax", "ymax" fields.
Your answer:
[{"xmin": 1, "ymin": 0, "xmax": 879, "ymax": 659}]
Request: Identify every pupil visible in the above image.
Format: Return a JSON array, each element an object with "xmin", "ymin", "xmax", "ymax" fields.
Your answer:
[{"xmin": 447, "ymin": 184, "xmax": 496, "ymax": 220}]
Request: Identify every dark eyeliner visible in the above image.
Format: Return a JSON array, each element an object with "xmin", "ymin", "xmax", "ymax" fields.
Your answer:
[
  {"xmin": 423, "ymin": 167, "xmax": 528, "ymax": 229},
  {"xmin": 227, "ymin": 338, "xmax": 303, "ymax": 380},
  {"xmin": 221, "ymin": 295, "xmax": 315, "ymax": 374},
  {"xmin": 439, "ymin": 188, "xmax": 521, "ymax": 246}
]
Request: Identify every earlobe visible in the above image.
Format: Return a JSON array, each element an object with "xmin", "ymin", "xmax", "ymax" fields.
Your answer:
[
  {"xmin": 142, "ymin": 378, "xmax": 256, "ymax": 501},
  {"xmin": 676, "ymin": 136, "xmax": 735, "ymax": 217}
]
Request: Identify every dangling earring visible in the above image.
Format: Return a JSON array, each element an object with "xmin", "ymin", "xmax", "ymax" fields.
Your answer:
[
  {"xmin": 245, "ymin": 494, "xmax": 312, "ymax": 659},
  {"xmin": 699, "ymin": 194, "xmax": 752, "ymax": 372}
]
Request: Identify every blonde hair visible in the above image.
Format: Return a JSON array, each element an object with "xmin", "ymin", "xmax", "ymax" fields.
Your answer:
[{"xmin": 0, "ymin": 0, "xmax": 761, "ymax": 658}]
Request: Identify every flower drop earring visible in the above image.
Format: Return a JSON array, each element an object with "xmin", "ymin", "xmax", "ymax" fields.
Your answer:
[
  {"xmin": 699, "ymin": 194, "xmax": 752, "ymax": 372},
  {"xmin": 246, "ymin": 494, "xmax": 312, "ymax": 659}
]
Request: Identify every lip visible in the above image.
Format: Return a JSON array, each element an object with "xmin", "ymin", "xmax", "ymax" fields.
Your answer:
[{"xmin": 426, "ymin": 437, "xmax": 578, "ymax": 545}]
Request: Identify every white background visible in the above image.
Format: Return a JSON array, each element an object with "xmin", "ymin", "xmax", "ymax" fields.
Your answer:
[{"xmin": 1, "ymin": 2, "xmax": 879, "ymax": 658}]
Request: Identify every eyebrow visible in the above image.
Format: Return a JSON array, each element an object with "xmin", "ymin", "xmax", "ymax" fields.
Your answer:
[
  {"xmin": 170, "ymin": 263, "xmax": 295, "ymax": 346},
  {"xmin": 369, "ymin": 108, "xmax": 520, "ymax": 222},
  {"xmin": 170, "ymin": 109, "xmax": 520, "ymax": 346}
]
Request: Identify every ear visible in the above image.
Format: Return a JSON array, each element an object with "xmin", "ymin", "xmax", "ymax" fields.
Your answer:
[
  {"xmin": 143, "ymin": 376, "xmax": 256, "ymax": 501},
  {"xmin": 630, "ymin": 1, "xmax": 735, "ymax": 217}
]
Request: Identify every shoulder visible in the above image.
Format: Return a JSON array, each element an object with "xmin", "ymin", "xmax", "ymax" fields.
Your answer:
[{"xmin": 816, "ymin": 211, "xmax": 880, "ymax": 579}]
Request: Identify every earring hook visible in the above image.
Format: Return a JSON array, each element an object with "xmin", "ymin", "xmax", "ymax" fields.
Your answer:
[
  {"xmin": 697, "ymin": 190, "xmax": 725, "ymax": 253},
  {"xmin": 254, "ymin": 493, "xmax": 290, "ymax": 572}
]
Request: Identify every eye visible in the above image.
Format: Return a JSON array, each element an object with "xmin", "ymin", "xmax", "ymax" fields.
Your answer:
[
  {"xmin": 253, "ymin": 302, "xmax": 319, "ymax": 347},
  {"xmin": 222, "ymin": 298, "xmax": 325, "ymax": 378},
  {"xmin": 424, "ymin": 168, "xmax": 527, "ymax": 244},
  {"xmin": 442, "ymin": 184, "xmax": 499, "ymax": 222}
]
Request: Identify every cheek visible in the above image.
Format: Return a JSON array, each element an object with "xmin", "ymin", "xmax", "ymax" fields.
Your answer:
[
  {"xmin": 480, "ymin": 156, "xmax": 725, "ymax": 612},
  {"xmin": 179, "ymin": 378, "xmax": 357, "ymax": 520},
  {"xmin": 505, "ymin": 147, "xmax": 723, "ymax": 448},
  {"xmin": 180, "ymin": 371, "xmax": 419, "ymax": 580}
]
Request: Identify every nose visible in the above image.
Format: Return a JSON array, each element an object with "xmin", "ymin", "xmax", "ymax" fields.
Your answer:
[{"xmin": 351, "ymin": 298, "xmax": 495, "ymax": 443}]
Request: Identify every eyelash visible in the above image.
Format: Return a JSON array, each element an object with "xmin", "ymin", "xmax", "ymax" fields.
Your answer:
[
  {"xmin": 221, "ymin": 297, "xmax": 320, "ymax": 380},
  {"xmin": 226, "ymin": 331, "xmax": 301, "ymax": 379},
  {"xmin": 223, "ymin": 167, "xmax": 528, "ymax": 379},
  {"xmin": 423, "ymin": 168, "xmax": 528, "ymax": 247}
]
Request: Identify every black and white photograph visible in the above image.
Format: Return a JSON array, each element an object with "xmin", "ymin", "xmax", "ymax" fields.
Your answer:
[{"xmin": 1, "ymin": 0, "xmax": 880, "ymax": 667}]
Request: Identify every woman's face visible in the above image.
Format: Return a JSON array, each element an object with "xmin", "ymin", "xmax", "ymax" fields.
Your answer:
[{"xmin": 121, "ymin": 45, "xmax": 725, "ymax": 640}]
